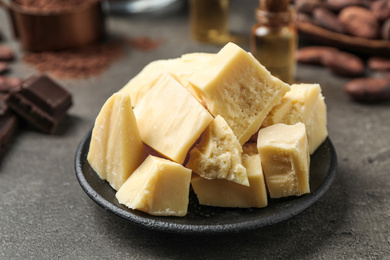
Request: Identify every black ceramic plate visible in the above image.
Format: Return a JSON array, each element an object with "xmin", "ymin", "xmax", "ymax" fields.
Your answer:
[{"xmin": 75, "ymin": 129, "xmax": 337, "ymax": 235}]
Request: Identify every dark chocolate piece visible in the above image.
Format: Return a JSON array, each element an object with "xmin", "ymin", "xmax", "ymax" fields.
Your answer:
[
  {"xmin": 0, "ymin": 113, "xmax": 18, "ymax": 156},
  {"xmin": 0, "ymin": 76, "xmax": 23, "ymax": 93},
  {"xmin": 0, "ymin": 93, "xmax": 10, "ymax": 116},
  {"xmin": 20, "ymin": 75, "xmax": 72, "ymax": 117},
  {"xmin": 7, "ymin": 74, "xmax": 72, "ymax": 134}
]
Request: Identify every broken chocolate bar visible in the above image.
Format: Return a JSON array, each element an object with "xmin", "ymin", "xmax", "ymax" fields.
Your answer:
[
  {"xmin": 6, "ymin": 74, "xmax": 72, "ymax": 134},
  {"xmin": 0, "ymin": 93, "xmax": 9, "ymax": 116},
  {"xmin": 0, "ymin": 113, "xmax": 18, "ymax": 155}
]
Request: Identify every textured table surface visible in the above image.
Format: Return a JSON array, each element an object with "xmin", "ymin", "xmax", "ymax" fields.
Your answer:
[{"xmin": 1, "ymin": 1, "xmax": 389, "ymax": 259}]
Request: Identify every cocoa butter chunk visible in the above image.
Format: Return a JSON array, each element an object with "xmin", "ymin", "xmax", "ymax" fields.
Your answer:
[
  {"xmin": 191, "ymin": 143, "xmax": 268, "ymax": 208},
  {"xmin": 133, "ymin": 73, "xmax": 213, "ymax": 165},
  {"xmin": 186, "ymin": 115, "xmax": 249, "ymax": 186},
  {"xmin": 344, "ymin": 78, "xmax": 390, "ymax": 102},
  {"xmin": 116, "ymin": 155, "xmax": 192, "ymax": 217},
  {"xmin": 189, "ymin": 42, "xmax": 290, "ymax": 145},
  {"xmin": 296, "ymin": 46, "xmax": 337, "ymax": 65},
  {"xmin": 257, "ymin": 123, "xmax": 310, "ymax": 199},
  {"xmin": 0, "ymin": 45, "xmax": 14, "ymax": 61},
  {"xmin": 6, "ymin": 74, "xmax": 72, "ymax": 134},
  {"xmin": 322, "ymin": 50, "xmax": 365, "ymax": 77},
  {"xmin": 339, "ymin": 6, "xmax": 380, "ymax": 39},
  {"xmin": 87, "ymin": 93, "xmax": 146, "ymax": 191}
]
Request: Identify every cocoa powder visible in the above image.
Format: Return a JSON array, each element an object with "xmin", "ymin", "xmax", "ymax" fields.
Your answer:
[
  {"xmin": 126, "ymin": 37, "xmax": 162, "ymax": 52},
  {"xmin": 23, "ymin": 41, "xmax": 123, "ymax": 79}
]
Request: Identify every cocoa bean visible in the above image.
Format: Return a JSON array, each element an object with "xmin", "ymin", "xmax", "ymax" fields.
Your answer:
[
  {"xmin": 0, "ymin": 76, "xmax": 23, "ymax": 93},
  {"xmin": 339, "ymin": 6, "xmax": 380, "ymax": 39},
  {"xmin": 368, "ymin": 57, "xmax": 390, "ymax": 71},
  {"xmin": 381, "ymin": 17, "xmax": 390, "ymax": 40},
  {"xmin": 296, "ymin": 46, "xmax": 338, "ymax": 65},
  {"xmin": 344, "ymin": 77, "xmax": 390, "ymax": 101},
  {"xmin": 313, "ymin": 7, "xmax": 345, "ymax": 33},
  {"xmin": 0, "ymin": 62, "xmax": 9, "ymax": 74},
  {"xmin": 370, "ymin": 0, "xmax": 390, "ymax": 22},
  {"xmin": 295, "ymin": 0, "xmax": 321, "ymax": 14},
  {"xmin": 0, "ymin": 45, "xmax": 14, "ymax": 61},
  {"xmin": 325, "ymin": 0, "xmax": 366, "ymax": 11},
  {"xmin": 296, "ymin": 13, "xmax": 312, "ymax": 23},
  {"xmin": 322, "ymin": 50, "xmax": 365, "ymax": 77}
]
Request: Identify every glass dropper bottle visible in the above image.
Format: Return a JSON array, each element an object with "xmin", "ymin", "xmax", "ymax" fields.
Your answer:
[{"xmin": 250, "ymin": 0, "xmax": 297, "ymax": 84}]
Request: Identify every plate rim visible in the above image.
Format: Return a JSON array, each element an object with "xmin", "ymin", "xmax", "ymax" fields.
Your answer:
[{"xmin": 75, "ymin": 129, "xmax": 338, "ymax": 235}]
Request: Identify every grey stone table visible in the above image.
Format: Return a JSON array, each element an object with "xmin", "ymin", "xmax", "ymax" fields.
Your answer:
[{"xmin": 1, "ymin": 1, "xmax": 389, "ymax": 259}]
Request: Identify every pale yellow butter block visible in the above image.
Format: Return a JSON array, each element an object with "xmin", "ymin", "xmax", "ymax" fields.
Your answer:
[
  {"xmin": 133, "ymin": 73, "xmax": 213, "ymax": 164},
  {"xmin": 116, "ymin": 155, "xmax": 192, "ymax": 217},
  {"xmin": 306, "ymin": 94, "xmax": 327, "ymax": 154},
  {"xmin": 87, "ymin": 93, "xmax": 146, "ymax": 191},
  {"xmin": 186, "ymin": 115, "xmax": 249, "ymax": 186},
  {"xmin": 189, "ymin": 42, "xmax": 290, "ymax": 145},
  {"xmin": 191, "ymin": 143, "xmax": 268, "ymax": 208},
  {"xmin": 262, "ymin": 83, "xmax": 328, "ymax": 154},
  {"xmin": 118, "ymin": 53, "xmax": 215, "ymax": 106},
  {"xmin": 257, "ymin": 123, "xmax": 310, "ymax": 198}
]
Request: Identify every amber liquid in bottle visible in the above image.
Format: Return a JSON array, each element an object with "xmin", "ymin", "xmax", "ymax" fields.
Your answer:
[
  {"xmin": 190, "ymin": 0, "xmax": 229, "ymax": 44},
  {"xmin": 251, "ymin": 6, "xmax": 297, "ymax": 84}
]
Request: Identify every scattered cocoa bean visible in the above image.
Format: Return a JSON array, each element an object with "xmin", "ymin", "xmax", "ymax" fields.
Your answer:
[
  {"xmin": 322, "ymin": 50, "xmax": 365, "ymax": 77},
  {"xmin": 339, "ymin": 6, "xmax": 380, "ymax": 39},
  {"xmin": 0, "ymin": 76, "xmax": 23, "ymax": 93},
  {"xmin": 295, "ymin": 0, "xmax": 321, "ymax": 14},
  {"xmin": 0, "ymin": 45, "xmax": 14, "ymax": 61},
  {"xmin": 296, "ymin": 13, "xmax": 312, "ymax": 23},
  {"xmin": 344, "ymin": 77, "xmax": 390, "ymax": 101},
  {"xmin": 381, "ymin": 17, "xmax": 390, "ymax": 40},
  {"xmin": 382, "ymin": 71, "xmax": 390, "ymax": 80},
  {"xmin": 370, "ymin": 0, "xmax": 390, "ymax": 22},
  {"xmin": 368, "ymin": 57, "xmax": 390, "ymax": 71},
  {"xmin": 313, "ymin": 7, "xmax": 345, "ymax": 33},
  {"xmin": 0, "ymin": 62, "xmax": 9, "ymax": 74},
  {"xmin": 296, "ymin": 46, "xmax": 338, "ymax": 65},
  {"xmin": 325, "ymin": 0, "xmax": 366, "ymax": 11}
]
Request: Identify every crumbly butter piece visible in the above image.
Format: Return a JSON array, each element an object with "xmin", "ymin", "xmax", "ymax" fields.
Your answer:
[
  {"xmin": 191, "ymin": 143, "xmax": 268, "ymax": 208},
  {"xmin": 133, "ymin": 73, "xmax": 213, "ymax": 164},
  {"xmin": 186, "ymin": 115, "xmax": 249, "ymax": 186},
  {"xmin": 262, "ymin": 83, "xmax": 328, "ymax": 154},
  {"xmin": 116, "ymin": 155, "xmax": 192, "ymax": 216},
  {"xmin": 257, "ymin": 123, "xmax": 310, "ymax": 198},
  {"xmin": 118, "ymin": 53, "xmax": 215, "ymax": 106},
  {"xmin": 189, "ymin": 42, "xmax": 290, "ymax": 145},
  {"xmin": 87, "ymin": 93, "xmax": 145, "ymax": 191}
]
